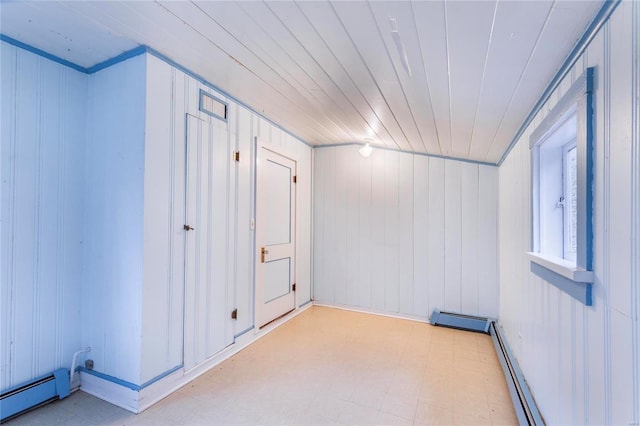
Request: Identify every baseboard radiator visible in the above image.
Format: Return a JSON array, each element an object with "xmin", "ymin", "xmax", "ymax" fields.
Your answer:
[
  {"xmin": 429, "ymin": 310, "xmax": 544, "ymax": 426},
  {"xmin": 0, "ymin": 368, "xmax": 70, "ymax": 423},
  {"xmin": 429, "ymin": 309, "xmax": 492, "ymax": 333}
]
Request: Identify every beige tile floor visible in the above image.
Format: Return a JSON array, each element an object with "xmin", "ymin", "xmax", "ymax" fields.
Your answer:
[{"xmin": 6, "ymin": 306, "xmax": 517, "ymax": 425}]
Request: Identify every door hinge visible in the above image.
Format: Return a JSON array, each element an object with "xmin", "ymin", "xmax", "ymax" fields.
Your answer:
[
  {"xmin": 233, "ymin": 151, "xmax": 240, "ymax": 162},
  {"xmin": 292, "ymin": 283, "xmax": 296, "ymax": 292},
  {"xmin": 231, "ymin": 309, "xmax": 238, "ymax": 320},
  {"xmin": 293, "ymin": 175, "xmax": 297, "ymax": 184}
]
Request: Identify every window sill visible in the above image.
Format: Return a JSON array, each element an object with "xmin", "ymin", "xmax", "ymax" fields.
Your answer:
[
  {"xmin": 527, "ymin": 252, "xmax": 593, "ymax": 305},
  {"xmin": 526, "ymin": 252, "xmax": 593, "ymax": 282}
]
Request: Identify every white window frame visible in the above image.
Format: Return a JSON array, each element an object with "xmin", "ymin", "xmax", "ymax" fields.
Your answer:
[
  {"xmin": 528, "ymin": 68, "xmax": 594, "ymax": 305},
  {"xmin": 562, "ymin": 140, "xmax": 577, "ymax": 263}
]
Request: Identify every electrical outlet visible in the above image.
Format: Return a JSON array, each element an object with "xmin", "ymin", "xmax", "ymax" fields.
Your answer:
[{"xmin": 85, "ymin": 359, "xmax": 94, "ymax": 370}]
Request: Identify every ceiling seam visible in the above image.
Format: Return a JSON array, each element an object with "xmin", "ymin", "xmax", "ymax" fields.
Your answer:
[
  {"xmin": 497, "ymin": 0, "xmax": 621, "ymax": 165},
  {"xmin": 156, "ymin": 0, "xmax": 347, "ymax": 143},
  {"xmin": 481, "ymin": 1, "xmax": 557, "ymax": 162},
  {"xmin": 201, "ymin": 1, "xmax": 357, "ymax": 142},
  {"xmin": 250, "ymin": 2, "xmax": 363, "ymax": 142},
  {"xmin": 443, "ymin": 1, "xmax": 454, "ymax": 157},
  {"xmin": 467, "ymin": 0, "xmax": 499, "ymax": 158},
  {"xmin": 294, "ymin": 1, "xmax": 401, "ymax": 150},
  {"xmin": 328, "ymin": 0, "xmax": 413, "ymax": 151},
  {"xmin": 366, "ymin": 1, "xmax": 429, "ymax": 154},
  {"xmin": 410, "ymin": 1, "xmax": 445, "ymax": 158}
]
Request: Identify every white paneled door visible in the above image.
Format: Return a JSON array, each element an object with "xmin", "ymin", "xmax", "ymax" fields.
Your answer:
[
  {"xmin": 256, "ymin": 142, "xmax": 297, "ymax": 328},
  {"xmin": 183, "ymin": 114, "xmax": 233, "ymax": 372}
]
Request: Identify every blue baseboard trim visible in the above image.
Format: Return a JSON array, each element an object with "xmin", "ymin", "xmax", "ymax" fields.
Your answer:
[
  {"xmin": 0, "ymin": 368, "xmax": 70, "ymax": 422},
  {"xmin": 429, "ymin": 309, "xmax": 492, "ymax": 333},
  {"xmin": 78, "ymin": 364, "xmax": 183, "ymax": 392},
  {"xmin": 489, "ymin": 322, "xmax": 544, "ymax": 426},
  {"xmin": 530, "ymin": 262, "xmax": 593, "ymax": 305}
]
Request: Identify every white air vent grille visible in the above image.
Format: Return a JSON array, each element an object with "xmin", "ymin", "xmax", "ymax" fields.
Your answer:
[{"xmin": 199, "ymin": 90, "xmax": 227, "ymax": 121}]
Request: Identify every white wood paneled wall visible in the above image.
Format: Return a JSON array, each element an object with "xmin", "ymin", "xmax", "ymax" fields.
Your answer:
[
  {"xmin": 313, "ymin": 145, "xmax": 498, "ymax": 319},
  {"xmin": 1, "ymin": 42, "xmax": 87, "ymax": 390},
  {"xmin": 498, "ymin": 2, "xmax": 640, "ymax": 424},
  {"xmin": 140, "ymin": 54, "xmax": 312, "ymax": 383},
  {"xmin": 83, "ymin": 55, "xmax": 147, "ymax": 384},
  {"xmin": 2, "ymin": 41, "xmax": 312, "ymax": 395}
]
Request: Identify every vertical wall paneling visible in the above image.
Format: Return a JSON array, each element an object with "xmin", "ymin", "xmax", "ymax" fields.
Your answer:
[
  {"xmin": 141, "ymin": 57, "xmax": 185, "ymax": 382},
  {"xmin": 477, "ymin": 166, "xmax": 498, "ymax": 317},
  {"xmin": 84, "ymin": 54, "xmax": 147, "ymax": 384},
  {"xmin": 334, "ymin": 146, "xmax": 348, "ymax": 305},
  {"xmin": 398, "ymin": 153, "xmax": 415, "ymax": 315},
  {"xmin": 235, "ymin": 105, "xmax": 254, "ymax": 333},
  {"xmin": 313, "ymin": 146, "xmax": 499, "ymax": 319},
  {"xmin": 384, "ymin": 150, "xmax": 400, "ymax": 313},
  {"xmin": 412, "ymin": 156, "xmax": 429, "ymax": 316},
  {"xmin": 312, "ymin": 148, "xmax": 327, "ymax": 303},
  {"xmin": 586, "ymin": 27, "xmax": 607, "ymax": 426},
  {"xmin": 4, "ymin": 41, "xmax": 312, "ymax": 407},
  {"xmin": 139, "ymin": 54, "xmax": 312, "ymax": 382},
  {"xmin": 370, "ymin": 150, "xmax": 386, "ymax": 311},
  {"xmin": 632, "ymin": 2, "xmax": 640, "ymax": 423},
  {"xmin": 427, "ymin": 158, "xmax": 446, "ymax": 315},
  {"xmin": 498, "ymin": 2, "xmax": 640, "ymax": 423},
  {"xmin": 443, "ymin": 161, "xmax": 462, "ymax": 313},
  {"xmin": 1, "ymin": 41, "xmax": 87, "ymax": 391},
  {"xmin": 346, "ymin": 148, "xmax": 360, "ymax": 307},
  {"xmin": 460, "ymin": 164, "xmax": 479, "ymax": 315},
  {"xmin": 358, "ymin": 151, "xmax": 373, "ymax": 308}
]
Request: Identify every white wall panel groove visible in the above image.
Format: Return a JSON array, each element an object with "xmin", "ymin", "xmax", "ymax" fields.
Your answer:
[
  {"xmin": 498, "ymin": 3, "xmax": 640, "ymax": 423},
  {"xmin": 632, "ymin": 3, "xmax": 640, "ymax": 422},
  {"xmin": 1, "ymin": 42, "xmax": 87, "ymax": 391},
  {"xmin": 313, "ymin": 145, "xmax": 498, "ymax": 319}
]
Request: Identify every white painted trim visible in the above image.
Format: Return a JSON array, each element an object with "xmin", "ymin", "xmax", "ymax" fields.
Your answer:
[
  {"xmin": 526, "ymin": 252, "xmax": 594, "ymax": 283},
  {"xmin": 313, "ymin": 302, "xmax": 429, "ymax": 324},
  {"xmin": 80, "ymin": 304, "xmax": 313, "ymax": 413},
  {"xmin": 252, "ymin": 302, "xmax": 313, "ymax": 336},
  {"xmin": 140, "ymin": 304, "xmax": 312, "ymax": 412},
  {"xmin": 79, "ymin": 373, "xmax": 139, "ymax": 413}
]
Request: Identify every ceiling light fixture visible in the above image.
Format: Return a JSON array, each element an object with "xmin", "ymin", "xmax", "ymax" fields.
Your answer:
[
  {"xmin": 359, "ymin": 142, "xmax": 373, "ymax": 158},
  {"xmin": 390, "ymin": 17, "xmax": 412, "ymax": 78}
]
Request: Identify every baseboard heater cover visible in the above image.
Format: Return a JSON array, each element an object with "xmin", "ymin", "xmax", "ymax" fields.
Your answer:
[
  {"xmin": 429, "ymin": 309, "xmax": 492, "ymax": 333},
  {"xmin": 489, "ymin": 322, "xmax": 544, "ymax": 426},
  {"xmin": 0, "ymin": 368, "xmax": 70, "ymax": 423},
  {"xmin": 429, "ymin": 309, "xmax": 543, "ymax": 425}
]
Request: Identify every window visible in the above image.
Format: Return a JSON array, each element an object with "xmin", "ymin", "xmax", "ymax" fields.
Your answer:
[{"xmin": 529, "ymin": 68, "xmax": 594, "ymax": 305}]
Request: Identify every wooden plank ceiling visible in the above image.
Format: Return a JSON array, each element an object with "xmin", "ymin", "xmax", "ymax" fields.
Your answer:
[{"xmin": 0, "ymin": 1, "xmax": 602, "ymax": 163}]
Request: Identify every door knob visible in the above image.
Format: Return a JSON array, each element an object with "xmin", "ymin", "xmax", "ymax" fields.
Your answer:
[
  {"xmin": 184, "ymin": 224, "xmax": 194, "ymax": 231},
  {"xmin": 261, "ymin": 247, "xmax": 268, "ymax": 263}
]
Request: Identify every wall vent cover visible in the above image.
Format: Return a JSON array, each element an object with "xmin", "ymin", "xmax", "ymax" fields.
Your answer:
[{"xmin": 199, "ymin": 90, "xmax": 227, "ymax": 121}]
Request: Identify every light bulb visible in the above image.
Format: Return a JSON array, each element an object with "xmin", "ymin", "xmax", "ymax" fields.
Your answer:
[{"xmin": 359, "ymin": 143, "xmax": 372, "ymax": 157}]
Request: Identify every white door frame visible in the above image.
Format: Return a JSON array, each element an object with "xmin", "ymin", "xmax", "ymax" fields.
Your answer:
[{"xmin": 254, "ymin": 137, "xmax": 297, "ymax": 328}]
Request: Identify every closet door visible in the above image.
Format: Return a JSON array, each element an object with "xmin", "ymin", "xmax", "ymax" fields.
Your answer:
[{"xmin": 183, "ymin": 113, "xmax": 233, "ymax": 372}]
